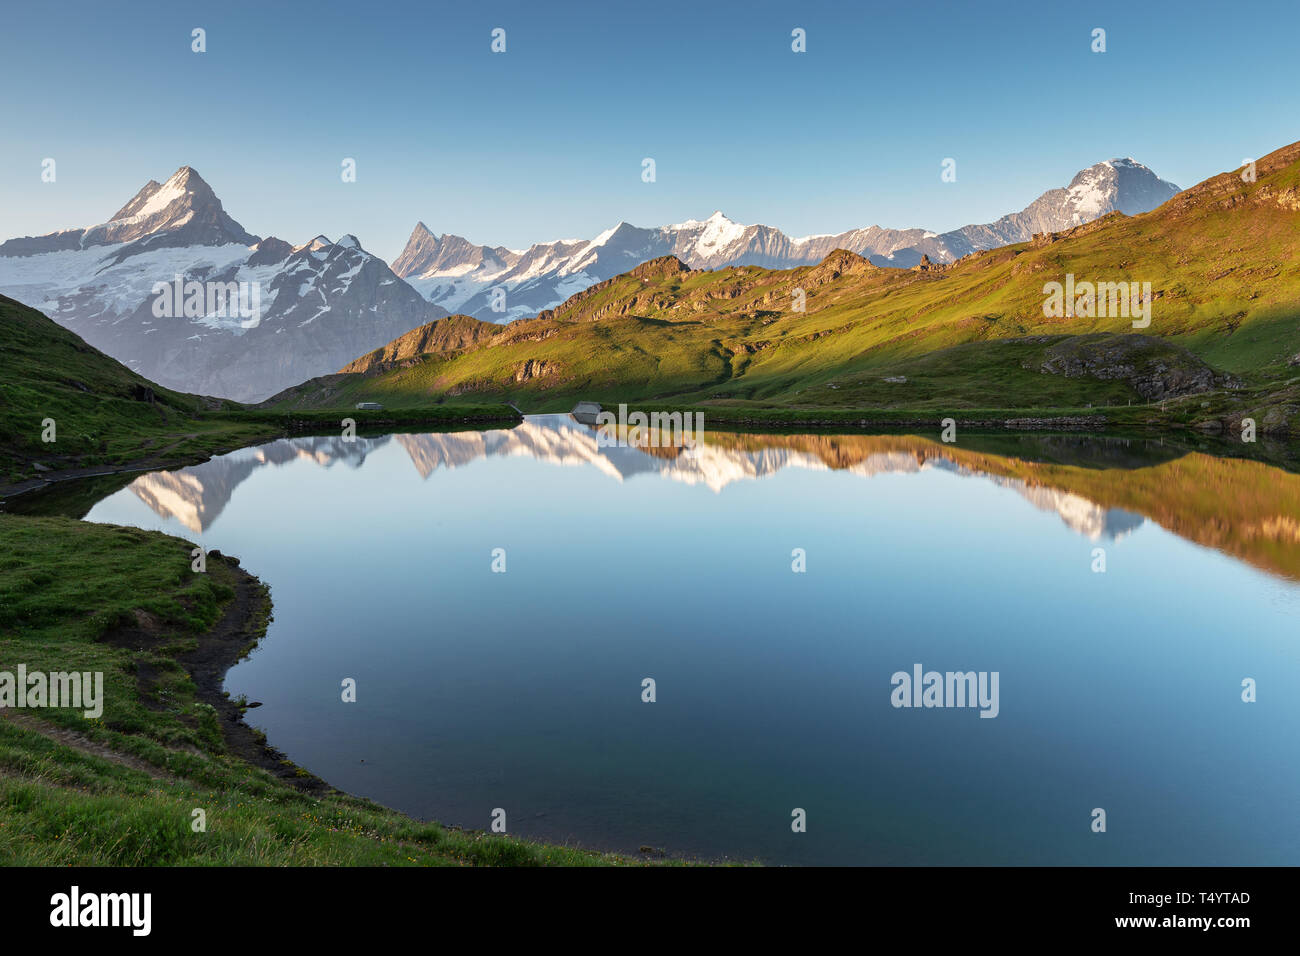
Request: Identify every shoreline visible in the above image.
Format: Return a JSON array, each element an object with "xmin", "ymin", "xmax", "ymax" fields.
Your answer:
[
  {"xmin": 173, "ymin": 551, "xmax": 704, "ymax": 862},
  {"xmin": 0, "ymin": 510, "xmax": 693, "ymax": 865},
  {"xmin": 178, "ymin": 551, "xmax": 335, "ymax": 795},
  {"xmin": 7, "ymin": 412, "xmax": 1297, "ymax": 509},
  {"xmin": 7, "ymin": 412, "xmax": 1298, "ymax": 863}
]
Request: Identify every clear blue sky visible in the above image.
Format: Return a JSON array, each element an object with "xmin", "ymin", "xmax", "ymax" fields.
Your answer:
[{"xmin": 2, "ymin": 0, "xmax": 1297, "ymax": 262}]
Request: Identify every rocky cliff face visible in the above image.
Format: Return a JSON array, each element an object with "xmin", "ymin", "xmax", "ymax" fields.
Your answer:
[
  {"xmin": 341, "ymin": 314, "xmax": 503, "ymax": 374},
  {"xmin": 391, "ymin": 222, "xmax": 520, "ymax": 277},
  {"xmin": 1036, "ymin": 334, "xmax": 1238, "ymax": 401}
]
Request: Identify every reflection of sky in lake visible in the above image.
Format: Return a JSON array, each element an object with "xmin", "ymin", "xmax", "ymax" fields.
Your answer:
[{"xmin": 85, "ymin": 418, "xmax": 1300, "ymax": 865}]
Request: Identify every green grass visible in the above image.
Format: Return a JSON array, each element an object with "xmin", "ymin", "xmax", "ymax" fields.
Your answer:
[
  {"xmin": 0, "ymin": 514, "xmax": 685, "ymax": 866},
  {"xmin": 227, "ymin": 404, "xmax": 519, "ymax": 429},
  {"xmin": 746, "ymin": 336, "xmax": 1147, "ymax": 410},
  {"xmin": 0, "ymin": 515, "xmax": 228, "ymax": 745},
  {"xmin": 0, "ymin": 293, "xmax": 238, "ymax": 483},
  {"xmin": 0, "ymin": 716, "xmax": 650, "ymax": 865}
]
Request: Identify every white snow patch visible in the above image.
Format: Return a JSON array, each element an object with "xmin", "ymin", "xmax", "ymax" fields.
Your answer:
[
  {"xmin": 119, "ymin": 176, "xmax": 188, "ymax": 223},
  {"xmin": 689, "ymin": 211, "xmax": 746, "ymax": 258}
]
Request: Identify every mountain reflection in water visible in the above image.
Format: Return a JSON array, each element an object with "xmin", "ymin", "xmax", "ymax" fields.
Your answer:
[
  {"xmin": 118, "ymin": 415, "xmax": 1300, "ymax": 581},
  {"xmin": 126, "ymin": 415, "xmax": 1146, "ymax": 543}
]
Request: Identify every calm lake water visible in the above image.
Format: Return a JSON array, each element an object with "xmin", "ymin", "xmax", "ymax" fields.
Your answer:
[{"xmin": 80, "ymin": 416, "xmax": 1300, "ymax": 865}]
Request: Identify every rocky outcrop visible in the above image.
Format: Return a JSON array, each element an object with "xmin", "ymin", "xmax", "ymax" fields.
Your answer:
[
  {"xmin": 246, "ymin": 237, "xmax": 293, "ymax": 267},
  {"xmin": 1037, "ymin": 333, "xmax": 1236, "ymax": 401},
  {"xmin": 1161, "ymin": 141, "xmax": 1300, "ymax": 216},
  {"xmin": 803, "ymin": 249, "xmax": 876, "ymax": 287},
  {"xmin": 631, "ymin": 255, "xmax": 690, "ymax": 280},
  {"xmin": 341, "ymin": 314, "xmax": 502, "ymax": 374},
  {"xmin": 514, "ymin": 358, "xmax": 558, "ymax": 383},
  {"xmin": 534, "ymin": 256, "xmax": 696, "ymax": 323}
]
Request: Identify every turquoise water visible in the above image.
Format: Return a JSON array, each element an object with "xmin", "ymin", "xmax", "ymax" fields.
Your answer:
[{"xmin": 83, "ymin": 417, "xmax": 1300, "ymax": 865}]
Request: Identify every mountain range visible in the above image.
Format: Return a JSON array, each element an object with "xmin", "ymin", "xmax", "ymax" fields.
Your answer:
[
  {"xmin": 392, "ymin": 159, "xmax": 1180, "ymax": 321},
  {"xmin": 0, "ymin": 158, "xmax": 1179, "ymax": 403},
  {"xmin": 5, "ymin": 277, "xmax": 1297, "ymax": 579},
  {"xmin": 269, "ymin": 139, "xmax": 1300, "ymax": 437},
  {"xmin": 0, "ymin": 168, "xmax": 447, "ymax": 402}
]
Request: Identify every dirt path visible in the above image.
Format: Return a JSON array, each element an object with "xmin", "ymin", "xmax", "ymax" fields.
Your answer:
[{"xmin": 0, "ymin": 710, "xmax": 178, "ymax": 782}]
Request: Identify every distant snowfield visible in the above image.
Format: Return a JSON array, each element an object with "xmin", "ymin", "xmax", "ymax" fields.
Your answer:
[{"xmin": 0, "ymin": 242, "xmax": 254, "ymax": 317}]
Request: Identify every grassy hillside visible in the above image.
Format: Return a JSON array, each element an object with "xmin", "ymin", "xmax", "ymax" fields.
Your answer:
[
  {"xmin": 341, "ymin": 313, "xmax": 504, "ymax": 373},
  {"xmin": 0, "ymin": 515, "xmax": 674, "ymax": 865},
  {"xmin": 0, "ymin": 293, "xmax": 257, "ymax": 486},
  {"xmin": 269, "ymin": 141, "xmax": 1300, "ymax": 433},
  {"xmin": 0, "ymin": 294, "xmax": 520, "ymax": 493}
]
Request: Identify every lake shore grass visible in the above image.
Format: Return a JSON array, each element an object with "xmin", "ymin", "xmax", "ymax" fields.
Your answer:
[
  {"xmin": 611, "ymin": 367, "xmax": 1300, "ymax": 436},
  {"xmin": 0, "ymin": 513, "xmax": 700, "ymax": 866}
]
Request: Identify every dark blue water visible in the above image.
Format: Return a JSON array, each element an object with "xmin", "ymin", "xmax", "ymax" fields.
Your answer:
[{"xmin": 84, "ymin": 417, "xmax": 1300, "ymax": 864}]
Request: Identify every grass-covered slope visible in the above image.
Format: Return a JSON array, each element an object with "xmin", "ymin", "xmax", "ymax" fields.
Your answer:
[
  {"xmin": 0, "ymin": 293, "xmax": 254, "ymax": 485},
  {"xmin": 0, "ymin": 294, "xmax": 521, "ymax": 492},
  {"xmin": 275, "ymin": 141, "xmax": 1300, "ymax": 430}
]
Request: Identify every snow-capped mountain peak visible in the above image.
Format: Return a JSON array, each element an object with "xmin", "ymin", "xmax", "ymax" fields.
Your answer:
[
  {"xmin": 670, "ymin": 210, "xmax": 732, "ymax": 228},
  {"xmin": 296, "ymin": 235, "xmax": 333, "ymax": 253},
  {"xmin": 1, "ymin": 152, "xmax": 1183, "ymax": 401},
  {"xmin": 390, "ymin": 222, "xmax": 521, "ymax": 281},
  {"xmin": 0, "ymin": 165, "xmax": 256, "ymax": 260},
  {"xmin": 0, "ymin": 172, "xmax": 447, "ymax": 402},
  {"xmin": 110, "ymin": 168, "xmax": 198, "ymax": 226},
  {"xmin": 1056, "ymin": 159, "xmax": 1181, "ymax": 224},
  {"xmin": 689, "ymin": 211, "xmax": 747, "ymax": 258}
]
